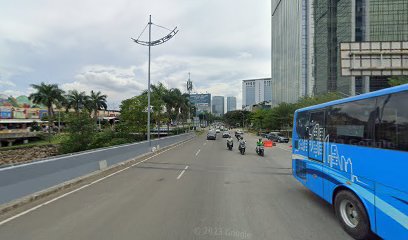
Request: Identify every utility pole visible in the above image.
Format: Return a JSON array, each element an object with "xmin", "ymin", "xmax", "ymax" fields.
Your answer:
[
  {"xmin": 132, "ymin": 15, "xmax": 178, "ymax": 147},
  {"xmin": 187, "ymin": 72, "xmax": 193, "ymax": 130}
]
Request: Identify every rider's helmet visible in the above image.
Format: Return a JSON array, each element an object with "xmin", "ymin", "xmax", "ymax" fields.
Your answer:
[{"xmin": 259, "ymin": 138, "xmax": 262, "ymax": 142}]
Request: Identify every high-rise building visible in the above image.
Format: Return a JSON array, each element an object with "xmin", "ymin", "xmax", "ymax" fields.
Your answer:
[
  {"xmin": 242, "ymin": 78, "xmax": 272, "ymax": 108},
  {"xmin": 271, "ymin": 0, "xmax": 314, "ymax": 106},
  {"xmin": 212, "ymin": 96, "xmax": 224, "ymax": 117},
  {"xmin": 313, "ymin": 0, "xmax": 408, "ymax": 95},
  {"xmin": 226, "ymin": 97, "xmax": 237, "ymax": 112}
]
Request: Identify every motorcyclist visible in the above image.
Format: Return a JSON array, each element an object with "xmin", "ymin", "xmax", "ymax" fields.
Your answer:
[
  {"xmin": 239, "ymin": 137, "xmax": 246, "ymax": 147},
  {"xmin": 256, "ymin": 138, "xmax": 264, "ymax": 152},
  {"xmin": 227, "ymin": 135, "xmax": 233, "ymax": 147}
]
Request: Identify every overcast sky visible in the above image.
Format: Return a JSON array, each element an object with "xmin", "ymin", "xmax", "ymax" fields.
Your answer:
[{"xmin": 0, "ymin": 0, "xmax": 271, "ymax": 109}]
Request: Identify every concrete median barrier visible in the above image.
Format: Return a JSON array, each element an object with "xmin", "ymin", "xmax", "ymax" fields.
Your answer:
[{"xmin": 0, "ymin": 133, "xmax": 195, "ymax": 206}]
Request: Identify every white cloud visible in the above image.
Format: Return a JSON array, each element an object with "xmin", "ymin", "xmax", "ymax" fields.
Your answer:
[
  {"xmin": 62, "ymin": 65, "xmax": 146, "ymax": 106},
  {"xmin": 0, "ymin": 88, "xmax": 32, "ymax": 97},
  {"xmin": 0, "ymin": 0, "xmax": 271, "ymax": 110},
  {"xmin": 0, "ymin": 80, "xmax": 16, "ymax": 87}
]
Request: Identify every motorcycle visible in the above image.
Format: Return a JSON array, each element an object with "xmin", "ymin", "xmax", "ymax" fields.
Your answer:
[
  {"xmin": 227, "ymin": 140, "xmax": 233, "ymax": 150},
  {"xmin": 238, "ymin": 141, "xmax": 246, "ymax": 155},
  {"xmin": 256, "ymin": 145, "xmax": 265, "ymax": 156}
]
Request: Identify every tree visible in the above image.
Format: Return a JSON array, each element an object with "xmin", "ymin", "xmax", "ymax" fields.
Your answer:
[
  {"xmin": 268, "ymin": 102, "xmax": 297, "ymax": 130},
  {"xmin": 150, "ymin": 83, "xmax": 167, "ymax": 136},
  {"xmin": 87, "ymin": 90, "xmax": 108, "ymax": 119},
  {"xmin": 179, "ymin": 93, "xmax": 191, "ymax": 127},
  {"xmin": 65, "ymin": 90, "xmax": 89, "ymax": 113},
  {"xmin": 223, "ymin": 110, "xmax": 252, "ymax": 128},
  {"xmin": 251, "ymin": 109, "xmax": 267, "ymax": 130},
  {"xmin": 60, "ymin": 112, "xmax": 96, "ymax": 153},
  {"xmin": 29, "ymin": 82, "xmax": 65, "ymax": 141},
  {"xmin": 388, "ymin": 76, "xmax": 408, "ymax": 87},
  {"xmin": 119, "ymin": 94, "xmax": 148, "ymax": 137}
]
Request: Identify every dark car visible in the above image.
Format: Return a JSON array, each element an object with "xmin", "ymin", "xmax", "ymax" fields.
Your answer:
[
  {"xmin": 260, "ymin": 132, "xmax": 269, "ymax": 138},
  {"xmin": 222, "ymin": 131, "xmax": 230, "ymax": 138},
  {"xmin": 268, "ymin": 132, "xmax": 289, "ymax": 143},
  {"xmin": 207, "ymin": 131, "xmax": 217, "ymax": 140}
]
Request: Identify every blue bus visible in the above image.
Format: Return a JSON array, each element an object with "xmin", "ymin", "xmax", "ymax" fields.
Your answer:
[{"xmin": 292, "ymin": 84, "xmax": 408, "ymax": 239}]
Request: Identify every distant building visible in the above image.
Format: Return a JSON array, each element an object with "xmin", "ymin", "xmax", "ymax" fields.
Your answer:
[
  {"xmin": 244, "ymin": 101, "xmax": 273, "ymax": 112},
  {"xmin": 212, "ymin": 96, "xmax": 224, "ymax": 117},
  {"xmin": 242, "ymin": 78, "xmax": 272, "ymax": 109},
  {"xmin": 226, "ymin": 97, "xmax": 237, "ymax": 112},
  {"xmin": 189, "ymin": 93, "xmax": 211, "ymax": 114}
]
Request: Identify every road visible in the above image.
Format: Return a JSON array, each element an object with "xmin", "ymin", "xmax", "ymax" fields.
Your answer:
[{"xmin": 0, "ymin": 131, "xmax": 352, "ymax": 240}]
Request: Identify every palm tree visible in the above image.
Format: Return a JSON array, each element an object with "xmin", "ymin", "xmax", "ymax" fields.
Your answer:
[
  {"xmin": 180, "ymin": 93, "xmax": 191, "ymax": 127},
  {"xmin": 29, "ymin": 82, "xmax": 65, "ymax": 140},
  {"xmin": 150, "ymin": 83, "xmax": 167, "ymax": 137},
  {"xmin": 65, "ymin": 90, "xmax": 89, "ymax": 113},
  {"xmin": 87, "ymin": 90, "xmax": 108, "ymax": 119},
  {"xmin": 162, "ymin": 88, "xmax": 175, "ymax": 133}
]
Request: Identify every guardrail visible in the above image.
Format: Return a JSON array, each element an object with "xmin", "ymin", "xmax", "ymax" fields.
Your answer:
[{"xmin": 0, "ymin": 132, "xmax": 195, "ymax": 205}]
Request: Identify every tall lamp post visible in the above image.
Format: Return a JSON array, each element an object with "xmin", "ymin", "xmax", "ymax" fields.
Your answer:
[
  {"xmin": 132, "ymin": 15, "xmax": 178, "ymax": 146},
  {"xmin": 187, "ymin": 72, "xmax": 193, "ymax": 130}
]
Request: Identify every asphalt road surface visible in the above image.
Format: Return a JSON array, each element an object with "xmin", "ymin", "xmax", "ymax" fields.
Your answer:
[{"xmin": 0, "ymin": 131, "xmax": 352, "ymax": 240}]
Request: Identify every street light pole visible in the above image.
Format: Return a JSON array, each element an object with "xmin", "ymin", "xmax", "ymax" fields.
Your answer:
[
  {"xmin": 187, "ymin": 72, "xmax": 193, "ymax": 130},
  {"xmin": 147, "ymin": 15, "xmax": 152, "ymax": 145},
  {"xmin": 132, "ymin": 15, "xmax": 178, "ymax": 147}
]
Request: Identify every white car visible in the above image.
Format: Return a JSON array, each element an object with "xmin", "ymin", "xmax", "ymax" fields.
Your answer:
[{"xmin": 216, "ymin": 129, "xmax": 221, "ymax": 133}]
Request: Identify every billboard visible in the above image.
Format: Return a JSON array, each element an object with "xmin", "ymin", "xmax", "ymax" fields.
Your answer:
[
  {"xmin": 189, "ymin": 94, "xmax": 211, "ymax": 114},
  {"xmin": 340, "ymin": 41, "xmax": 408, "ymax": 77},
  {"xmin": 189, "ymin": 94, "xmax": 211, "ymax": 105}
]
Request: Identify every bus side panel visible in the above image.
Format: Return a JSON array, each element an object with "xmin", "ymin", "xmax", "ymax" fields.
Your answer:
[
  {"xmin": 292, "ymin": 159, "xmax": 307, "ymax": 185},
  {"xmin": 327, "ymin": 144, "xmax": 408, "ymax": 237},
  {"xmin": 293, "ymin": 136, "xmax": 325, "ymax": 198},
  {"xmin": 375, "ymin": 184, "xmax": 408, "ymax": 239},
  {"xmin": 322, "ymin": 167, "xmax": 377, "ymax": 234},
  {"xmin": 324, "ymin": 143, "xmax": 377, "ymax": 233}
]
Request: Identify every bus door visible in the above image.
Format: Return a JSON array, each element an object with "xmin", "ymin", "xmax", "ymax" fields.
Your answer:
[{"xmin": 307, "ymin": 110, "xmax": 325, "ymax": 197}]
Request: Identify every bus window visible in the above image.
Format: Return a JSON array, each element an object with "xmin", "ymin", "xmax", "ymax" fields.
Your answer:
[
  {"xmin": 326, "ymin": 98, "xmax": 377, "ymax": 147},
  {"xmin": 376, "ymin": 91, "xmax": 408, "ymax": 151},
  {"xmin": 308, "ymin": 110, "xmax": 325, "ymax": 161},
  {"xmin": 295, "ymin": 111, "xmax": 309, "ymax": 139}
]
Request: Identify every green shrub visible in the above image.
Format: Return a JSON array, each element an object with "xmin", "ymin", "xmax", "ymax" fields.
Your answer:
[
  {"xmin": 59, "ymin": 112, "xmax": 96, "ymax": 154},
  {"xmin": 108, "ymin": 138, "xmax": 129, "ymax": 146},
  {"xmin": 90, "ymin": 129, "xmax": 116, "ymax": 148}
]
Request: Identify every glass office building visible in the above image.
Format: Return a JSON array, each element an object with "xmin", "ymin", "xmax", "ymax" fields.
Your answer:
[
  {"xmin": 226, "ymin": 97, "xmax": 237, "ymax": 112},
  {"xmin": 212, "ymin": 96, "xmax": 224, "ymax": 117},
  {"xmin": 271, "ymin": 0, "xmax": 314, "ymax": 105},
  {"xmin": 313, "ymin": 0, "xmax": 408, "ymax": 95}
]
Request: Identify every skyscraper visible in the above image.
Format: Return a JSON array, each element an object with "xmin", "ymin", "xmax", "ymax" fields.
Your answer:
[
  {"xmin": 226, "ymin": 97, "xmax": 237, "ymax": 112},
  {"xmin": 242, "ymin": 78, "xmax": 272, "ymax": 108},
  {"xmin": 313, "ymin": 0, "xmax": 408, "ymax": 95},
  {"xmin": 212, "ymin": 96, "xmax": 224, "ymax": 117},
  {"xmin": 271, "ymin": 0, "xmax": 314, "ymax": 105}
]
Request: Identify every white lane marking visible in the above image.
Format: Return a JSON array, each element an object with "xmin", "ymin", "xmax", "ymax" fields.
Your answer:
[
  {"xmin": 177, "ymin": 166, "xmax": 189, "ymax": 180},
  {"xmin": 0, "ymin": 139, "xmax": 193, "ymax": 227},
  {"xmin": 195, "ymin": 149, "xmax": 201, "ymax": 156},
  {"xmin": 0, "ymin": 133, "xmax": 194, "ymax": 171},
  {"xmin": 203, "ymin": 142, "xmax": 207, "ymax": 146}
]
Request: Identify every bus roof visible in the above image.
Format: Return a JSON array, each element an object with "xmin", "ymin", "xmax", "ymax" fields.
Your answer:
[{"xmin": 296, "ymin": 83, "xmax": 408, "ymax": 113}]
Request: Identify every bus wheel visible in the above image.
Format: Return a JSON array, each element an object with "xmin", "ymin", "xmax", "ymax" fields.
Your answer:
[{"xmin": 334, "ymin": 191, "xmax": 370, "ymax": 240}]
